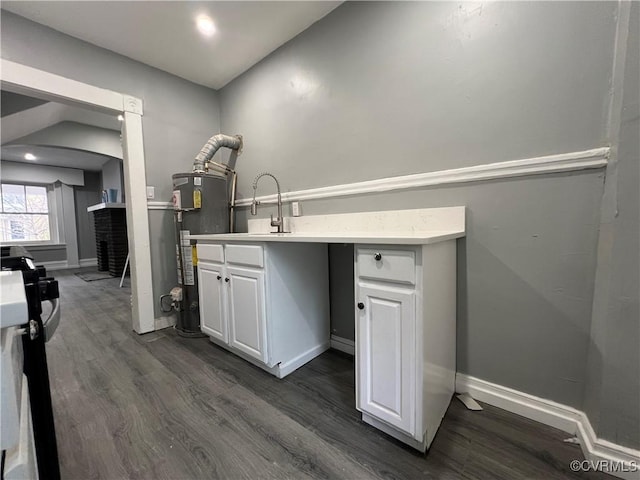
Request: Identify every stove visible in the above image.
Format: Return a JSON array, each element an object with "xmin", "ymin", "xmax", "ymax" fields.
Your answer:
[{"xmin": 1, "ymin": 253, "xmax": 61, "ymax": 480}]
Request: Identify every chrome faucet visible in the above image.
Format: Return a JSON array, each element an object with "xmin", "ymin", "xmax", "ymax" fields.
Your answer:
[{"xmin": 251, "ymin": 172, "xmax": 285, "ymax": 233}]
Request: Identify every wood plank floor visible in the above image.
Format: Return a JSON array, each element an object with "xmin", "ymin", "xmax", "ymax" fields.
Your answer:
[{"xmin": 45, "ymin": 268, "xmax": 606, "ymax": 479}]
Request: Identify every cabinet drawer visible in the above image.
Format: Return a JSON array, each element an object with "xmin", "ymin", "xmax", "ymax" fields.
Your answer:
[
  {"xmin": 197, "ymin": 244, "xmax": 224, "ymax": 263},
  {"xmin": 226, "ymin": 244, "xmax": 264, "ymax": 268},
  {"xmin": 357, "ymin": 248, "xmax": 415, "ymax": 285}
]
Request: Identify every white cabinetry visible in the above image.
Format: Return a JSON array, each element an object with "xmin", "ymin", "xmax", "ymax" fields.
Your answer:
[
  {"xmin": 198, "ymin": 263, "xmax": 227, "ymax": 342},
  {"xmin": 357, "ymin": 283, "xmax": 415, "ymax": 433},
  {"xmin": 226, "ymin": 265, "xmax": 267, "ymax": 363},
  {"xmin": 355, "ymin": 242, "xmax": 457, "ymax": 452},
  {"xmin": 197, "ymin": 242, "xmax": 329, "ymax": 378}
]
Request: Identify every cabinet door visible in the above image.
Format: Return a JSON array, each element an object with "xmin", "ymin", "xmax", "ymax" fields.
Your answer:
[
  {"xmin": 197, "ymin": 262, "xmax": 227, "ymax": 342},
  {"xmin": 356, "ymin": 283, "xmax": 415, "ymax": 434},
  {"xmin": 227, "ymin": 265, "xmax": 268, "ymax": 363}
]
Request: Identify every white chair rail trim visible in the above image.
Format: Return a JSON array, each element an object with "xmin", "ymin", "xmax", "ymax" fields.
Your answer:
[{"xmin": 236, "ymin": 147, "xmax": 609, "ymax": 207}]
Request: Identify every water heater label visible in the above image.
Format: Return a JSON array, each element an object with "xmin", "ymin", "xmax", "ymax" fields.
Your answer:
[
  {"xmin": 176, "ymin": 229, "xmax": 195, "ymax": 285},
  {"xmin": 193, "ymin": 189, "xmax": 202, "ymax": 209},
  {"xmin": 172, "ymin": 190, "xmax": 181, "ymax": 210},
  {"xmin": 192, "ymin": 246, "xmax": 198, "ymax": 266},
  {"xmin": 194, "ymin": 177, "xmax": 202, "ymax": 186},
  {"xmin": 176, "ymin": 245, "xmax": 182, "ymax": 284}
]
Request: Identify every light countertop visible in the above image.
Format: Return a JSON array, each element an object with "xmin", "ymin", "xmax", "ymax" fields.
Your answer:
[
  {"xmin": 188, "ymin": 207, "xmax": 465, "ymax": 245},
  {"xmin": 188, "ymin": 230, "xmax": 463, "ymax": 245}
]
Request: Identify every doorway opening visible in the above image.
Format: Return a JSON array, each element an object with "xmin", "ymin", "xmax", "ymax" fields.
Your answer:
[{"xmin": 1, "ymin": 59, "xmax": 154, "ymax": 333}]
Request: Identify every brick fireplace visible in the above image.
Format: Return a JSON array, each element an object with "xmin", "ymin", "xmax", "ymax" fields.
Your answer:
[{"xmin": 89, "ymin": 205, "xmax": 128, "ymax": 276}]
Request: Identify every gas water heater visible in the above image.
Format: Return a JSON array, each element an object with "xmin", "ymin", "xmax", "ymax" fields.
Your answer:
[{"xmin": 167, "ymin": 134, "xmax": 242, "ymax": 336}]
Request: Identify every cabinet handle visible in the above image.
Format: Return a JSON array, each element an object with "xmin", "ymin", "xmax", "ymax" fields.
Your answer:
[
  {"xmin": 357, "ymin": 302, "xmax": 365, "ymax": 310},
  {"xmin": 374, "ymin": 253, "xmax": 382, "ymax": 261},
  {"xmin": 217, "ymin": 275, "xmax": 222, "ymax": 281},
  {"xmin": 225, "ymin": 277, "xmax": 230, "ymax": 283}
]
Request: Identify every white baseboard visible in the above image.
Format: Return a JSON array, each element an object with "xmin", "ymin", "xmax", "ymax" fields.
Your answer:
[
  {"xmin": 277, "ymin": 342, "xmax": 330, "ymax": 378},
  {"xmin": 35, "ymin": 260, "xmax": 69, "ymax": 271},
  {"xmin": 154, "ymin": 315, "xmax": 176, "ymax": 331},
  {"xmin": 207, "ymin": 337, "xmax": 328, "ymax": 379},
  {"xmin": 456, "ymin": 373, "xmax": 640, "ymax": 479},
  {"xmin": 330, "ymin": 335, "xmax": 355, "ymax": 355},
  {"xmin": 78, "ymin": 258, "xmax": 97, "ymax": 267},
  {"xmin": 37, "ymin": 258, "xmax": 97, "ymax": 271}
]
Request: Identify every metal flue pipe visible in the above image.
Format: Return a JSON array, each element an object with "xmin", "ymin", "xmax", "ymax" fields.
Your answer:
[{"xmin": 192, "ymin": 133, "xmax": 242, "ymax": 173}]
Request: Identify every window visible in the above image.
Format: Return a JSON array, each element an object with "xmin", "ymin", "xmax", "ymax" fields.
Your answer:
[{"xmin": 0, "ymin": 184, "xmax": 51, "ymax": 243}]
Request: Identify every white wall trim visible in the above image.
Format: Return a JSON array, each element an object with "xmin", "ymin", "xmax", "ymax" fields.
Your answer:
[
  {"xmin": 34, "ymin": 260, "xmax": 69, "ymax": 271},
  {"xmin": 11, "ymin": 244, "xmax": 66, "ymax": 251},
  {"xmin": 121, "ymin": 111, "xmax": 154, "ymax": 334},
  {"xmin": 456, "ymin": 374, "xmax": 640, "ymax": 479},
  {"xmin": 0, "ymin": 59, "xmax": 124, "ymax": 113},
  {"xmin": 330, "ymin": 335, "xmax": 355, "ymax": 355},
  {"xmin": 154, "ymin": 315, "xmax": 176, "ymax": 331},
  {"xmin": 147, "ymin": 201, "xmax": 173, "ymax": 210},
  {"xmin": 60, "ymin": 184, "xmax": 79, "ymax": 269},
  {"xmin": 78, "ymin": 258, "xmax": 97, "ymax": 268},
  {"xmin": 1, "ymin": 58, "xmax": 155, "ymax": 334},
  {"xmin": 36, "ymin": 259, "xmax": 96, "ymax": 270},
  {"xmin": 236, "ymin": 147, "xmax": 609, "ymax": 207},
  {"xmin": 0, "ymin": 161, "xmax": 85, "ymax": 186}
]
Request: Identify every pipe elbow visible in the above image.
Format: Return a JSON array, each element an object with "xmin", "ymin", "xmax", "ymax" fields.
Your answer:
[{"xmin": 193, "ymin": 134, "xmax": 242, "ymax": 172}]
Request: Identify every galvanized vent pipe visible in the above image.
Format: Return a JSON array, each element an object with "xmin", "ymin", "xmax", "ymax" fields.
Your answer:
[{"xmin": 192, "ymin": 133, "xmax": 242, "ymax": 173}]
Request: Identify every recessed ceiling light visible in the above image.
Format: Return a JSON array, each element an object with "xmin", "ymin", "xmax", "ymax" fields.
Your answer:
[
  {"xmin": 117, "ymin": 115, "xmax": 124, "ymax": 121},
  {"xmin": 196, "ymin": 14, "xmax": 216, "ymax": 37},
  {"xmin": 24, "ymin": 153, "xmax": 36, "ymax": 161}
]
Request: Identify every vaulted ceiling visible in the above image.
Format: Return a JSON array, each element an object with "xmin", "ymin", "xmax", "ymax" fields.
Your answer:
[
  {"xmin": 1, "ymin": 91, "xmax": 122, "ymax": 172},
  {"xmin": 1, "ymin": 1, "xmax": 342, "ymax": 89},
  {"xmin": 1, "ymin": 2, "xmax": 344, "ymax": 171}
]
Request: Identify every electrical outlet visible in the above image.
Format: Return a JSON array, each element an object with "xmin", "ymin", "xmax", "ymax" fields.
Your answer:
[
  {"xmin": 146, "ymin": 186, "xmax": 155, "ymax": 199},
  {"xmin": 292, "ymin": 201, "xmax": 301, "ymax": 217}
]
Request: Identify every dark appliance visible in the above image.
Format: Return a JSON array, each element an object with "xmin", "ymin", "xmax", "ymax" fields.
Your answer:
[{"xmin": 1, "ymin": 254, "xmax": 61, "ymax": 480}]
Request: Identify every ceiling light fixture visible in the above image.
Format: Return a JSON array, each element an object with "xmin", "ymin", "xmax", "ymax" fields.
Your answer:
[
  {"xmin": 24, "ymin": 153, "xmax": 37, "ymax": 161},
  {"xmin": 196, "ymin": 14, "xmax": 216, "ymax": 37},
  {"xmin": 117, "ymin": 115, "xmax": 124, "ymax": 121}
]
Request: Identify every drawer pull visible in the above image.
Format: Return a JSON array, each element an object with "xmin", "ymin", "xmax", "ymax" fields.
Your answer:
[
  {"xmin": 374, "ymin": 253, "xmax": 382, "ymax": 261},
  {"xmin": 357, "ymin": 302, "xmax": 365, "ymax": 310}
]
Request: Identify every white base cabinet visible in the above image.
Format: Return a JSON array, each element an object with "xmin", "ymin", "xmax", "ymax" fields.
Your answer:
[
  {"xmin": 357, "ymin": 283, "xmax": 416, "ymax": 434},
  {"xmin": 197, "ymin": 242, "xmax": 330, "ymax": 378},
  {"xmin": 355, "ymin": 241, "xmax": 457, "ymax": 452},
  {"xmin": 198, "ymin": 264, "xmax": 227, "ymax": 343},
  {"xmin": 227, "ymin": 265, "xmax": 267, "ymax": 363},
  {"xmin": 196, "ymin": 238, "xmax": 458, "ymax": 452}
]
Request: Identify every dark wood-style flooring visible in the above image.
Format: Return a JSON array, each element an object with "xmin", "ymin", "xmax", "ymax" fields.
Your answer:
[{"xmin": 45, "ymin": 268, "xmax": 606, "ymax": 479}]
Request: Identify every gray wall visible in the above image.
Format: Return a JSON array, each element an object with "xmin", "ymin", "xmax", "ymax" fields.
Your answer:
[
  {"xmin": 221, "ymin": 0, "xmax": 618, "ymax": 413},
  {"xmin": 220, "ymin": 1, "xmax": 615, "ymax": 194},
  {"xmin": 584, "ymin": 3, "xmax": 640, "ymax": 449},
  {"xmin": 0, "ymin": 159, "xmax": 84, "ymax": 185},
  {"xmin": 27, "ymin": 244, "xmax": 66, "ymax": 263},
  {"xmin": 74, "ymin": 171, "xmax": 101, "ymax": 260},
  {"xmin": 101, "ymin": 158, "xmax": 124, "ymax": 203},
  {"xmin": 1, "ymin": 11, "xmax": 222, "ymax": 318}
]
